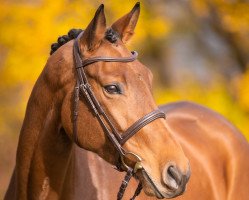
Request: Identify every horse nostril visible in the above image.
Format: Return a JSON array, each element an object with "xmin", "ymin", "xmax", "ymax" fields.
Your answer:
[
  {"xmin": 164, "ymin": 165, "xmax": 182, "ymax": 191},
  {"xmin": 168, "ymin": 166, "xmax": 182, "ymax": 185}
]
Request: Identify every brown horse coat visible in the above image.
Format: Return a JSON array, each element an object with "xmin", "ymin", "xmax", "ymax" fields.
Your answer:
[
  {"xmin": 4, "ymin": 3, "xmax": 249, "ymax": 200},
  {"xmin": 5, "ymin": 102, "xmax": 249, "ymax": 200},
  {"xmin": 58, "ymin": 101, "xmax": 249, "ymax": 200}
]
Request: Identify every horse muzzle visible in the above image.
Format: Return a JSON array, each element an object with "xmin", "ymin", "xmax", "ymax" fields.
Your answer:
[{"xmin": 140, "ymin": 164, "xmax": 191, "ymax": 199}]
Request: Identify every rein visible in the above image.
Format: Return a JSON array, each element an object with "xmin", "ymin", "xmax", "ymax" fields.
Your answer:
[{"xmin": 72, "ymin": 32, "xmax": 165, "ymax": 200}]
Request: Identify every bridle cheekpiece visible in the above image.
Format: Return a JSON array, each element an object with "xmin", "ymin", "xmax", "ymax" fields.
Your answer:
[{"xmin": 72, "ymin": 31, "xmax": 165, "ymax": 200}]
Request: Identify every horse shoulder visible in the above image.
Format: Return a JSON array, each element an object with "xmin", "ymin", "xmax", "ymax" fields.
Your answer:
[{"xmin": 160, "ymin": 101, "xmax": 249, "ymax": 200}]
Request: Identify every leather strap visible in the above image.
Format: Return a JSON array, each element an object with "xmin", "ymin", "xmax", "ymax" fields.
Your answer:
[
  {"xmin": 73, "ymin": 36, "xmax": 165, "ymax": 150},
  {"xmin": 77, "ymin": 51, "xmax": 138, "ymax": 68},
  {"xmin": 117, "ymin": 168, "xmax": 143, "ymax": 200},
  {"xmin": 130, "ymin": 182, "xmax": 143, "ymax": 200},
  {"xmin": 120, "ymin": 109, "xmax": 165, "ymax": 145},
  {"xmin": 117, "ymin": 168, "xmax": 133, "ymax": 200},
  {"xmin": 73, "ymin": 81, "xmax": 80, "ymax": 146},
  {"xmin": 73, "ymin": 36, "xmax": 126, "ymax": 155},
  {"xmin": 72, "ymin": 31, "xmax": 166, "ymax": 200}
]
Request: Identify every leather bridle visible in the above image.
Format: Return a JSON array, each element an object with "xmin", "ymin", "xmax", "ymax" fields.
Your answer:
[{"xmin": 72, "ymin": 32, "xmax": 165, "ymax": 200}]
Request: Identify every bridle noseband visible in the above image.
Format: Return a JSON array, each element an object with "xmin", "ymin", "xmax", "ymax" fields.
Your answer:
[{"xmin": 72, "ymin": 32, "xmax": 165, "ymax": 200}]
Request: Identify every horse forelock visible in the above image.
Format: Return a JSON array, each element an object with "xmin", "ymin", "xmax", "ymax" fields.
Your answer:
[{"xmin": 105, "ymin": 28, "xmax": 119, "ymax": 43}]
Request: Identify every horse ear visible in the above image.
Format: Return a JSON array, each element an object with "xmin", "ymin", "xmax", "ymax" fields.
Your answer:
[
  {"xmin": 80, "ymin": 4, "xmax": 106, "ymax": 51},
  {"xmin": 111, "ymin": 2, "xmax": 140, "ymax": 44}
]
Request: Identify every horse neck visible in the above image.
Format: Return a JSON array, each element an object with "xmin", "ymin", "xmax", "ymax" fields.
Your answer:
[{"xmin": 13, "ymin": 69, "xmax": 74, "ymax": 199}]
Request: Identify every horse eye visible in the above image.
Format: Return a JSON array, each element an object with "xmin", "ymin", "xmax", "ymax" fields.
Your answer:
[{"xmin": 104, "ymin": 84, "xmax": 122, "ymax": 94}]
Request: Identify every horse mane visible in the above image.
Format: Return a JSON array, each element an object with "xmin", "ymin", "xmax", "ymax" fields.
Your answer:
[
  {"xmin": 50, "ymin": 29, "xmax": 83, "ymax": 55},
  {"xmin": 50, "ymin": 28, "xmax": 119, "ymax": 55}
]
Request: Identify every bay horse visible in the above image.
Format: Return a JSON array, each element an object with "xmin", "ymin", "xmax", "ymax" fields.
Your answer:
[{"xmin": 4, "ymin": 3, "xmax": 249, "ymax": 200}]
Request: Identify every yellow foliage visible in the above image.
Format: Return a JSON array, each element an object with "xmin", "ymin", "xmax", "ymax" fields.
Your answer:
[
  {"xmin": 189, "ymin": 0, "xmax": 249, "ymax": 141},
  {"xmin": 0, "ymin": 1, "xmax": 249, "ymax": 198},
  {"xmin": 191, "ymin": 0, "xmax": 249, "ymax": 51},
  {"xmin": 0, "ymin": 0, "xmax": 169, "ymax": 86}
]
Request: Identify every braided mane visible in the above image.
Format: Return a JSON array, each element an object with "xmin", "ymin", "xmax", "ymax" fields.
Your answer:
[
  {"xmin": 50, "ymin": 28, "xmax": 119, "ymax": 55},
  {"xmin": 50, "ymin": 29, "xmax": 83, "ymax": 55}
]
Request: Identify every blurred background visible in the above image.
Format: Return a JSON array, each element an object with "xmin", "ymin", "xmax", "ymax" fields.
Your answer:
[{"xmin": 0, "ymin": 0, "xmax": 249, "ymax": 198}]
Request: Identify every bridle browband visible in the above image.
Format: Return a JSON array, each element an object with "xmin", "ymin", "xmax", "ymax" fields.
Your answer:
[{"xmin": 72, "ymin": 32, "xmax": 165, "ymax": 200}]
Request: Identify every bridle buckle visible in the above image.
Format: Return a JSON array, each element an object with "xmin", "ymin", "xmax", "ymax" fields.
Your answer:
[
  {"xmin": 120, "ymin": 152, "xmax": 143, "ymax": 172},
  {"xmin": 134, "ymin": 161, "xmax": 143, "ymax": 173}
]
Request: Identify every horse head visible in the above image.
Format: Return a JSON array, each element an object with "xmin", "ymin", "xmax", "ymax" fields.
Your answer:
[{"xmin": 49, "ymin": 3, "xmax": 190, "ymax": 199}]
